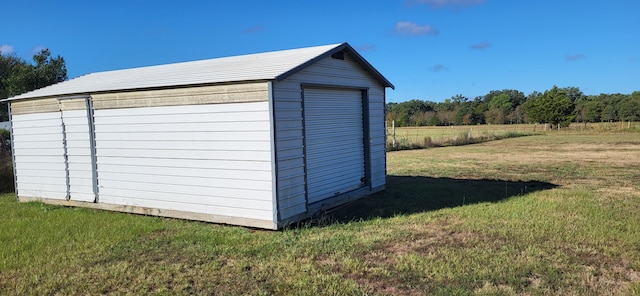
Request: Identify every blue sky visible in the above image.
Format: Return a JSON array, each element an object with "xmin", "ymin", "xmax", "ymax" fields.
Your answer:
[{"xmin": 2, "ymin": 0, "xmax": 639, "ymax": 102}]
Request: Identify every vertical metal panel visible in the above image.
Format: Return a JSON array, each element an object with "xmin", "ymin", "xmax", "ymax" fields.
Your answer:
[
  {"xmin": 86, "ymin": 97, "xmax": 99, "ymax": 202},
  {"xmin": 8, "ymin": 103, "xmax": 18, "ymax": 197},
  {"xmin": 268, "ymin": 79, "xmax": 307, "ymax": 220},
  {"xmin": 361, "ymin": 89, "xmax": 372, "ymax": 188},
  {"xmin": 368, "ymin": 87, "xmax": 386, "ymax": 189},
  {"xmin": 59, "ymin": 107, "xmax": 70, "ymax": 199},
  {"xmin": 11, "ymin": 111, "xmax": 68, "ymax": 200},
  {"xmin": 93, "ymin": 101, "xmax": 275, "ymax": 222},
  {"xmin": 60, "ymin": 98, "xmax": 96, "ymax": 202},
  {"xmin": 300, "ymin": 86, "xmax": 310, "ymax": 209},
  {"xmin": 268, "ymin": 81, "xmax": 280, "ymax": 229},
  {"xmin": 303, "ymin": 87, "xmax": 365, "ymax": 204}
]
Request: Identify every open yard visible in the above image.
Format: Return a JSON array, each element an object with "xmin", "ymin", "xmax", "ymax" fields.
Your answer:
[
  {"xmin": 1, "ymin": 129, "xmax": 639, "ymax": 295},
  {"xmin": 386, "ymin": 122, "xmax": 639, "ymax": 150}
]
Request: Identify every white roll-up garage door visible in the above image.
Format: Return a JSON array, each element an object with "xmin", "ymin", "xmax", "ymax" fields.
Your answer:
[{"xmin": 304, "ymin": 87, "xmax": 365, "ymax": 204}]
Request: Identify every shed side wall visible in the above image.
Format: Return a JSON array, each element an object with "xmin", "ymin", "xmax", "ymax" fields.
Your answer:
[
  {"xmin": 272, "ymin": 52, "xmax": 386, "ymax": 220},
  {"xmin": 92, "ymin": 84, "xmax": 275, "ymax": 225}
]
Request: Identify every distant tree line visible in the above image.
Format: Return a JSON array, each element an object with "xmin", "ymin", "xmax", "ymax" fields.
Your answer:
[
  {"xmin": 386, "ymin": 86, "xmax": 640, "ymax": 127},
  {"xmin": 0, "ymin": 49, "xmax": 67, "ymax": 121}
]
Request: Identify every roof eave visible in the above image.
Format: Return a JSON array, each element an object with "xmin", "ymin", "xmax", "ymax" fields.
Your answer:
[{"xmin": 1, "ymin": 79, "xmax": 274, "ymax": 103}]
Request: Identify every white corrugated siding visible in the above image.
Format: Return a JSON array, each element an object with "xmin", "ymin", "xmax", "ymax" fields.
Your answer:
[
  {"xmin": 93, "ymin": 102, "xmax": 274, "ymax": 222},
  {"xmin": 61, "ymin": 105, "xmax": 96, "ymax": 202},
  {"xmin": 272, "ymin": 52, "xmax": 387, "ymax": 219},
  {"xmin": 11, "ymin": 112, "xmax": 68, "ymax": 199},
  {"xmin": 304, "ymin": 88, "xmax": 365, "ymax": 203}
]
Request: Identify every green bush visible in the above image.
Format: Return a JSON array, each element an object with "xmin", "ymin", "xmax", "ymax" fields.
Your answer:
[{"xmin": 0, "ymin": 154, "xmax": 14, "ymax": 193}]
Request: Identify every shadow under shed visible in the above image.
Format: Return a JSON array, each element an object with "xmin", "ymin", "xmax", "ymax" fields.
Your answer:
[{"xmin": 324, "ymin": 175, "xmax": 558, "ymax": 224}]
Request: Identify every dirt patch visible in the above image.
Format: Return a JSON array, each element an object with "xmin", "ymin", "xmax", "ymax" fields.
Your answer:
[
  {"xmin": 474, "ymin": 281, "xmax": 516, "ymax": 295},
  {"xmin": 328, "ymin": 219, "xmax": 515, "ymax": 295},
  {"xmin": 558, "ymin": 243, "xmax": 640, "ymax": 295}
]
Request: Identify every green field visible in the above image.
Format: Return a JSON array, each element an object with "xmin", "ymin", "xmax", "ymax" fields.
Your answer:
[
  {"xmin": 386, "ymin": 122, "xmax": 639, "ymax": 150},
  {"xmin": 1, "ymin": 128, "xmax": 639, "ymax": 295}
]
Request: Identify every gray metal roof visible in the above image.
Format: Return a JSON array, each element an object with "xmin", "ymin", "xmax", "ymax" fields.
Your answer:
[{"xmin": 6, "ymin": 43, "xmax": 393, "ymax": 101}]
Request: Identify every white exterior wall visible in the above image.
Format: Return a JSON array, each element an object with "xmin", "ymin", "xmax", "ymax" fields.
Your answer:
[
  {"xmin": 272, "ymin": 53, "xmax": 387, "ymax": 220},
  {"xmin": 92, "ymin": 101, "xmax": 275, "ymax": 226},
  {"xmin": 11, "ymin": 112, "xmax": 68, "ymax": 200}
]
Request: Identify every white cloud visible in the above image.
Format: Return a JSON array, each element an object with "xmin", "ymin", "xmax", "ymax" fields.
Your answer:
[
  {"xmin": 355, "ymin": 43, "xmax": 376, "ymax": 52},
  {"xmin": 565, "ymin": 53, "xmax": 586, "ymax": 61},
  {"xmin": 243, "ymin": 26, "xmax": 265, "ymax": 34},
  {"xmin": 0, "ymin": 44, "xmax": 15, "ymax": 55},
  {"xmin": 430, "ymin": 64, "xmax": 448, "ymax": 72},
  {"xmin": 471, "ymin": 41, "xmax": 491, "ymax": 49},
  {"xmin": 31, "ymin": 46, "xmax": 47, "ymax": 55},
  {"xmin": 395, "ymin": 21, "xmax": 439, "ymax": 36},
  {"xmin": 408, "ymin": 0, "xmax": 486, "ymax": 8}
]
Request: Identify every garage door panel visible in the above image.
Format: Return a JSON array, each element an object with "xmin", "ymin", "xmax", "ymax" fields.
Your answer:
[{"xmin": 304, "ymin": 88, "xmax": 365, "ymax": 204}]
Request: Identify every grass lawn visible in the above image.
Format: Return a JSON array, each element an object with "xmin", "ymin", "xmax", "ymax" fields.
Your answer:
[
  {"xmin": 1, "ymin": 130, "xmax": 639, "ymax": 295},
  {"xmin": 388, "ymin": 123, "xmax": 540, "ymax": 141},
  {"xmin": 386, "ymin": 122, "xmax": 639, "ymax": 150}
]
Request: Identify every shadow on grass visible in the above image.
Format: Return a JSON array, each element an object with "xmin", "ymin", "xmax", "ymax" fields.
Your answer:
[{"xmin": 321, "ymin": 175, "xmax": 558, "ymax": 224}]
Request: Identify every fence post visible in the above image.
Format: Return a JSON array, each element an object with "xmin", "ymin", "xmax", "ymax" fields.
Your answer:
[{"xmin": 392, "ymin": 120, "xmax": 396, "ymax": 148}]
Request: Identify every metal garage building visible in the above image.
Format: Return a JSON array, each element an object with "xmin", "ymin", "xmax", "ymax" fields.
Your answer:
[{"xmin": 4, "ymin": 43, "xmax": 394, "ymax": 229}]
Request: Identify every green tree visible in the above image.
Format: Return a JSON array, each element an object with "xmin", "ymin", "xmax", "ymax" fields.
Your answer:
[
  {"xmin": 386, "ymin": 99, "xmax": 435, "ymax": 126},
  {"xmin": 427, "ymin": 114, "xmax": 442, "ymax": 126},
  {"xmin": 525, "ymin": 86, "xmax": 575, "ymax": 127},
  {"xmin": 618, "ymin": 95, "xmax": 640, "ymax": 121},
  {"xmin": 580, "ymin": 99, "xmax": 604, "ymax": 122},
  {"xmin": 563, "ymin": 86, "xmax": 585, "ymax": 103},
  {"xmin": 598, "ymin": 93, "xmax": 627, "ymax": 122},
  {"xmin": 482, "ymin": 89, "xmax": 525, "ymax": 124},
  {"xmin": 473, "ymin": 96, "xmax": 488, "ymax": 124},
  {"xmin": 0, "ymin": 49, "xmax": 67, "ymax": 121},
  {"xmin": 601, "ymin": 104, "xmax": 617, "ymax": 122}
]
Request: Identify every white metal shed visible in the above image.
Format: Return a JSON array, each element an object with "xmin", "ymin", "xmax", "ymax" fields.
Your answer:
[{"xmin": 4, "ymin": 43, "xmax": 394, "ymax": 229}]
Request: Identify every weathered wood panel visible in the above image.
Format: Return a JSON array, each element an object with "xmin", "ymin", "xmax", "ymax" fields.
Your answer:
[
  {"xmin": 11, "ymin": 98, "xmax": 59, "ymax": 115},
  {"xmin": 92, "ymin": 82, "xmax": 268, "ymax": 110},
  {"xmin": 60, "ymin": 98, "xmax": 88, "ymax": 111}
]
